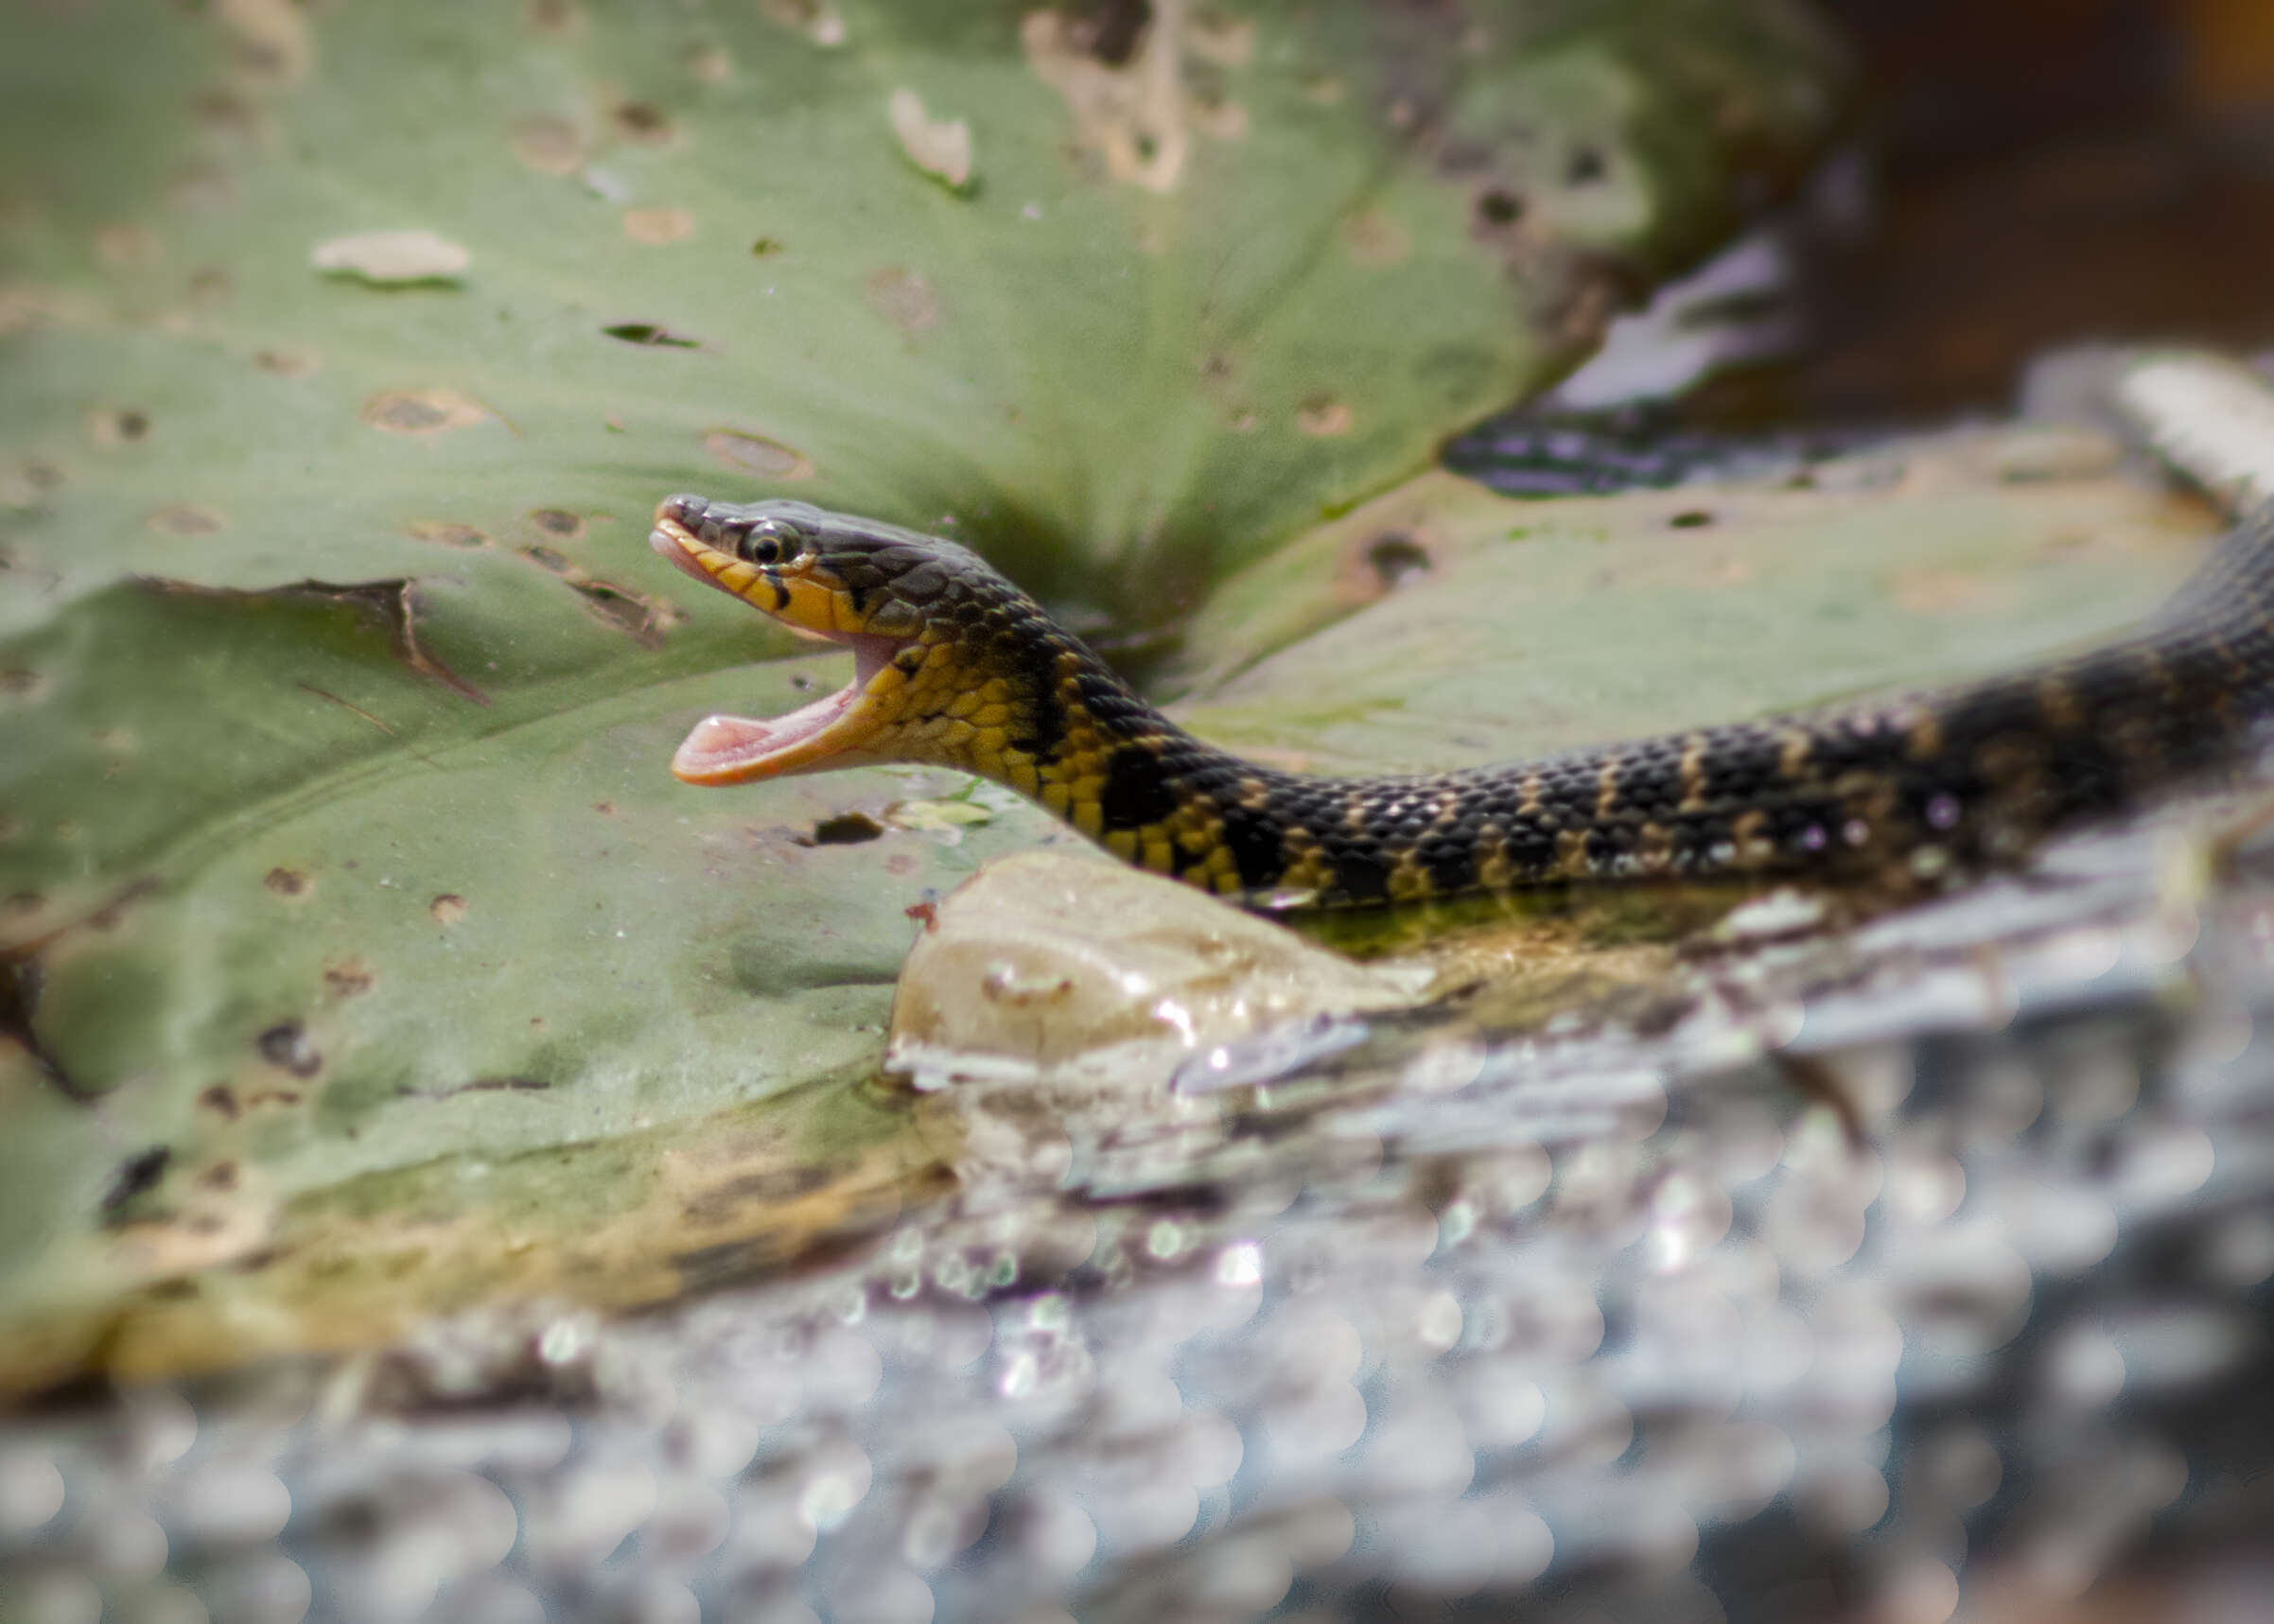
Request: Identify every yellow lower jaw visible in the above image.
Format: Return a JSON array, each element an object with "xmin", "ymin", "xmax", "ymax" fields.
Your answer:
[{"xmin": 669, "ymin": 694, "xmax": 892, "ymax": 783}]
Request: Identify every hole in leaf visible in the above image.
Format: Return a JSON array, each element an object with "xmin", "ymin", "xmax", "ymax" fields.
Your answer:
[
  {"xmin": 257, "ymin": 1021, "xmax": 322, "ymax": 1078},
  {"xmin": 1475, "ymin": 187, "xmax": 1524, "ymax": 226},
  {"xmin": 100, "ymin": 1147, "xmax": 171, "ymax": 1216},
  {"xmin": 807, "ymin": 812, "xmax": 888, "ymax": 846},
  {"xmin": 1366, "ymin": 533, "xmax": 1432, "ymax": 589}
]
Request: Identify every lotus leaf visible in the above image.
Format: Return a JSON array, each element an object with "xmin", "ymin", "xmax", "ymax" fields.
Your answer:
[{"xmin": 0, "ymin": 0, "xmax": 1844, "ymax": 1382}]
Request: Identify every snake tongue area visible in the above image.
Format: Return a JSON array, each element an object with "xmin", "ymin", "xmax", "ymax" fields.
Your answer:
[{"xmin": 649, "ymin": 518, "xmax": 907, "ymax": 783}]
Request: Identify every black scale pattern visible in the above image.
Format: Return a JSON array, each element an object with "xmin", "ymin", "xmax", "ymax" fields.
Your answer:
[{"xmin": 1052, "ymin": 505, "xmax": 2274, "ymax": 907}]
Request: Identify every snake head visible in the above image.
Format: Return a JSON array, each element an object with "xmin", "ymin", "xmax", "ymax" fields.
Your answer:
[{"xmin": 649, "ymin": 493, "xmax": 1025, "ymax": 784}]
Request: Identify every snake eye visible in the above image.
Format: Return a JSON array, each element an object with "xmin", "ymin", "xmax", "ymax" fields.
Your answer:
[{"xmin": 736, "ymin": 519, "xmax": 802, "ymax": 567}]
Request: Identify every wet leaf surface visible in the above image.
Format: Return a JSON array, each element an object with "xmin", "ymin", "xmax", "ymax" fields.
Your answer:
[{"xmin": 0, "ymin": 0, "xmax": 1843, "ymax": 1373}]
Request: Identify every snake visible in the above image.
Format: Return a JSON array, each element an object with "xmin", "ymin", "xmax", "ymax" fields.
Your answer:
[{"xmin": 648, "ymin": 491, "xmax": 2274, "ymax": 910}]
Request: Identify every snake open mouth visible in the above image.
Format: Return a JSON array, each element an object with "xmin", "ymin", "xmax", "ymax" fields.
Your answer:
[{"xmin": 649, "ymin": 515, "xmax": 907, "ymax": 783}]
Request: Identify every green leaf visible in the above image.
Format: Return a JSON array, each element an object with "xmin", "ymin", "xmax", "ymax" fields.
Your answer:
[{"xmin": 0, "ymin": 0, "xmax": 1843, "ymax": 1380}]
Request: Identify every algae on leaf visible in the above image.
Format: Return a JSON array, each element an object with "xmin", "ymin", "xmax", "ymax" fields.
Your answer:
[{"xmin": 0, "ymin": 0, "xmax": 1843, "ymax": 1383}]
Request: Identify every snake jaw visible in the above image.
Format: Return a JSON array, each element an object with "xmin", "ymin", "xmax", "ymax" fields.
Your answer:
[{"xmin": 650, "ymin": 513, "xmax": 914, "ymax": 782}]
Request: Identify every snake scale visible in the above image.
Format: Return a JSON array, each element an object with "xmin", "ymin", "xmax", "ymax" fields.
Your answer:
[{"xmin": 649, "ymin": 491, "xmax": 2274, "ymax": 910}]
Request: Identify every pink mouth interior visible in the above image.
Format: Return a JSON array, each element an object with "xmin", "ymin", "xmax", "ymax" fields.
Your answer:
[
  {"xmin": 651, "ymin": 521, "xmax": 905, "ymax": 778},
  {"xmin": 672, "ymin": 639, "xmax": 901, "ymax": 778}
]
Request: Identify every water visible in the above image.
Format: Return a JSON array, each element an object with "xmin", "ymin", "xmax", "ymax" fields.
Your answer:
[{"xmin": 6, "ymin": 792, "xmax": 2272, "ymax": 1623}]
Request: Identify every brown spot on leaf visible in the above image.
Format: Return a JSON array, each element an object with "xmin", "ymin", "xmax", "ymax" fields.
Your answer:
[
  {"xmin": 145, "ymin": 504, "xmax": 226, "ymax": 537},
  {"xmin": 1892, "ymin": 568, "xmax": 1994, "ymax": 615},
  {"xmin": 866, "ymin": 267, "xmax": 938, "ymax": 332},
  {"xmin": 100, "ymin": 1147, "xmax": 171, "ymax": 1216},
  {"xmin": 256, "ymin": 1021, "xmax": 322, "ymax": 1078},
  {"xmin": 564, "ymin": 578, "xmax": 681, "ymax": 646},
  {"xmin": 254, "ymin": 346, "xmax": 319, "ymax": 377},
  {"xmin": 1475, "ymin": 187, "xmax": 1525, "ymax": 227},
  {"xmin": 324, "ymin": 961, "xmax": 375, "ymax": 997},
  {"xmin": 1365, "ymin": 533, "xmax": 1432, "ymax": 589},
  {"xmin": 623, "ymin": 207, "xmax": 695, "ymax": 245},
  {"xmin": 199, "ymin": 1086, "xmax": 239, "ymax": 1120},
  {"xmin": 759, "ymin": 0, "xmax": 846, "ymax": 45},
  {"xmin": 3, "ymin": 890, "xmax": 44, "ymax": 921},
  {"xmin": 687, "ymin": 45, "xmax": 732, "ymax": 83},
  {"xmin": 217, "ymin": 0, "xmax": 312, "ymax": 85},
  {"xmin": 751, "ymin": 236, "xmax": 786, "ymax": 257},
  {"xmin": 602, "ymin": 321, "xmax": 702, "ymax": 347},
  {"xmin": 12, "ymin": 459, "xmax": 63, "ymax": 494},
  {"xmin": 193, "ymin": 88, "xmax": 259, "ymax": 136},
  {"xmin": 1297, "ymin": 395, "xmax": 1351, "ymax": 437},
  {"xmin": 1023, "ymin": 3, "xmax": 1204, "ymax": 193},
  {"xmin": 889, "ymin": 88, "xmax": 974, "ymax": 188},
  {"xmin": 1192, "ymin": 95, "xmax": 1247, "ymax": 141},
  {"xmin": 407, "ymin": 520, "xmax": 489, "ymax": 548},
  {"xmin": 1668, "ymin": 509, "xmax": 1715, "ymax": 530},
  {"xmin": 95, "ymin": 223, "xmax": 158, "ymax": 270},
  {"xmin": 361, "ymin": 389, "xmax": 488, "ymax": 436},
  {"xmin": 704, "ymin": 428, "xmax": 814, "ymax": 480},
  {"xmin": 0, "ymin": 669, "xmax": 47, "ymax": 701},
  {"xmin": 520, "ymin": 544, "xmax": 571, "ymax": 574},
  {"xmin": 1063, "ymin": 0, "xmax": 1148, "ymax": 65},
  {"xmin": 511, "ymin": 114, "xmax": 586, "ymax": 175},
  {"xmin": 1191, "ymin": 14, "xmax": 1254, "ymax": 65},
  {"xmin": 263, "ymin": 866, "xmax": 310, "ymax": 898},
  {"xmin": 1341, "ymin": 209, "xmax": 1409, "ymax": 268},
  {"xmin": 610, "ymin": 101, "xmax": 673, "ymax": 144},
  {"xmin": 679, "ymin": 1162, "xmax": 833, "ymax": 1224},
  {"xmin": 529, "ymin": 508, "xmax": 586, "ymax": 540},
  {"xmin": 185, "ymin": 267, "xmax": 232, "ymax": 306},
  {"xmin": 87, "ymin": 408, "xmax": 150, "ymax": 445},
  {"xmin": 312, "ymin": 230, "xmax": 470, "ymax": 285},
  {"xmin": 168, "ymin": 162, "xmax": 238, "ymax": 215},
  {"xmin": 429, "ymin": 894, "xmax": 468, "ymax": 925},
  {"xmin": 200, "ymin": 1161, "xmax": 239, "ymax": 1192},
  {"xmin": 524, "ymin": 0, "xmax": 579, "ymax": 32}
]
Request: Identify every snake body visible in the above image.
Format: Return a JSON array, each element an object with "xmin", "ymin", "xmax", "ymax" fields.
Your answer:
[{"xmin": 650, "ymin": 494, "xmax": 2274, "ymax": 909}]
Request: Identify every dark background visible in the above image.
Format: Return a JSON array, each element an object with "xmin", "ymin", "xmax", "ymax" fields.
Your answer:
[{"xmin": 1705, "ymin": 0, "xmax": 2274, "ymax": 419}]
